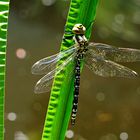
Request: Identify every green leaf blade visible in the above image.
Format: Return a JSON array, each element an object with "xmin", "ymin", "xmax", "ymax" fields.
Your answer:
[
  {"xmin": 0, "ymin": 0, "xmax": 9, "ymax": 139},
  {"xmin": 41, "ymin": 0, "xmax": 99, "ymax": 140}
]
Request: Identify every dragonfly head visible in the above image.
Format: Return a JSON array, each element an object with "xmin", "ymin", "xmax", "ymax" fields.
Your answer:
[{"xmin": 72, "ymin": 24, "xmax": 86, "ymax": 35}]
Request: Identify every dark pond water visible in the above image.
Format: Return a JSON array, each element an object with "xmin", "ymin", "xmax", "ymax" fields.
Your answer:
[{"xmin": 5, "ymin": 0, "xmax": 140, "ymax": 139}]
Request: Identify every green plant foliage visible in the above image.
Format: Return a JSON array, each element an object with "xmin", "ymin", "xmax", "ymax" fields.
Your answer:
[
  {"xmin": 42, "ymin": 0, "xmax": 99, "ymax": 140},
  {"xmin": 0, "ymin": 0, "xmax": 9, "ymax": 139}
]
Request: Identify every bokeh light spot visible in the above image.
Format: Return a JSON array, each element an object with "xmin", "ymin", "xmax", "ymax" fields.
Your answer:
[
  {"xmin": 96, "ymin": 92, "xmax": 105, "ymax": 101},
  {"xmin": 120, "ymin": 132, "xmax": 128, "ymax": 140},
  {"xmin": 7, "ymin": 112, "xmax": 17, "ymax": 121},
  {"xmin": 16, "ymin": 48, "xmax": 26, "ymax": 59},
  {"xmin": 114, "ymin": 14, "xmax": 125, "ymax": 24},
  {"xmin": 15, "ymin": 131, "xmax": 29, "ymax": 140},
  {"xmin": 66, "ymin": 129, "xmax": 74, "ymax": 139},
  {"xmin": 42, "ymin": 0, "xmax": 56, "ymax": 6}
]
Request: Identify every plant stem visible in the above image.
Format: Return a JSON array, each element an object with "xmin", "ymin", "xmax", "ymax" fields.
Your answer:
[
  {"xmin": 42, "ymin": 0, "xmax": 99, "ymax": 139},
  {"xmin": 0, "ymin": 0, "xmax": 9, "ymax": 140}
]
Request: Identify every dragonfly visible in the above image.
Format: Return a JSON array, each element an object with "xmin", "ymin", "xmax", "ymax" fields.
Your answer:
[{"xmin": 32, "ymin": 23, "xmax": 140, "ymax": 125}]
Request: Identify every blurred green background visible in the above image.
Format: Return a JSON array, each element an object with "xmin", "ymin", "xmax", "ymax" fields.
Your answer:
[{"xmin": 5, "ymin": 0, "xmax": 140, "ymax": 140}]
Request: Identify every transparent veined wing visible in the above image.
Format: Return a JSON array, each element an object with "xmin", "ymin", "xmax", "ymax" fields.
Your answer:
[
  {"xmin": 31, "ymin": 45, "xmax": 78, "ymax": 75},
  {"xmin": 88, "ymin": 42, "xmax": 140, "ymax": 62},
  {"xmin": 84, "ymin": 50, "xmax": 138, "ymax": 78},
  {"xmin": 34, "ymin": 51, "xmax": 77, "ymax": 93}
]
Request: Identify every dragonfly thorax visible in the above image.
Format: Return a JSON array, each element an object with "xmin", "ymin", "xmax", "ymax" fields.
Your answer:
[
  {"xmin": 72, "ymin": 24, "xmax": 88, "ymax": 48},
  {"xmin": 74, "ymin": 34, "xmax": 88, "ymax": 57}
]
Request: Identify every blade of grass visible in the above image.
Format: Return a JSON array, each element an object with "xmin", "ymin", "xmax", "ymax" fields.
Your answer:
[
  {"xmin": 0, "ymin": 0, "xmax": 10, "ymax": 139},
  {"xmin": 41, "ymin": 0, "xmax": 99, "ymax": 139}
]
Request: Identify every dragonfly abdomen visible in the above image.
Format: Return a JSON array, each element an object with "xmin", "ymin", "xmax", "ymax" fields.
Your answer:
[{"xmin": 71, "ymin": 55, "xmax": 81, "ymax": 125}]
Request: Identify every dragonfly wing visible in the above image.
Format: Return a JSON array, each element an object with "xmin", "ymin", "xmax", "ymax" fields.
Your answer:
[
  {"xmin": 88, "ymin": 42, "xmax": 140, "ymax": 62},
  {"xmin": 84, "ymin": 51, "xmax": 138, "ymax": 78},
  {"xmin": 34, "ymin": 73, "xmax": 54, "ymax": 94},
  {"xmin": 31, "ymin": 45, "xmax": 77, "ymax": 75},
  {"xmin": 34, "ymin": 51, "xmax": 76, "ymax": 93}
]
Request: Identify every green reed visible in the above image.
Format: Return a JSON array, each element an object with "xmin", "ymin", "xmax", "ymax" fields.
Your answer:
[
  {"xmin": 0, "ymin": 0, "xmax": 9, "ymax": 139},
  {"xmin": 41, "ymin": 0, "xmax": 99, "ymax": 140}
]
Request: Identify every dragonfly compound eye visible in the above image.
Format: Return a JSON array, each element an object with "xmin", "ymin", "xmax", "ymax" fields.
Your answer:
[{"xmin": 72, "ymin": 24, "xmax": 86, "ymax": 35}]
